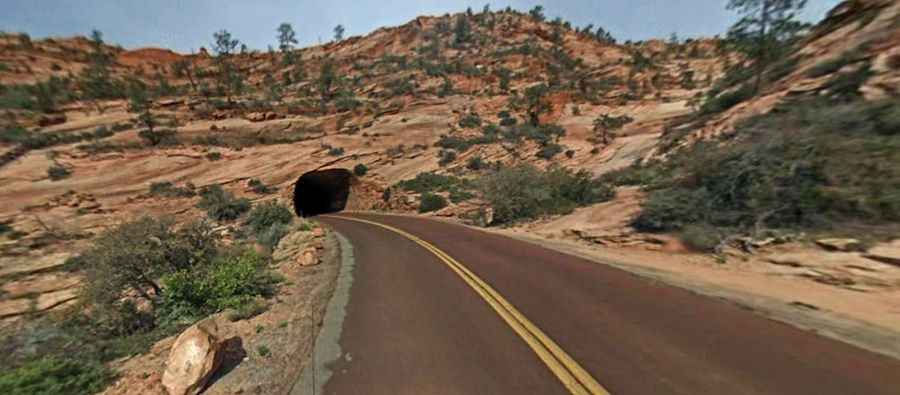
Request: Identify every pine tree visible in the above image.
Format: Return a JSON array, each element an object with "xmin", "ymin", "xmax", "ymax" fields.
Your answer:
[
  {"xmin": 79, "ymin": 30, "xmax": 120, "ymax": 112},
  {"xmin": 172, "ymin": 59, "xmax": 197, "ymax": 93},
  {"xmin": 126, "ymin": 78, "xmax": 158, "ymax": 143},
  {"xmin": 211, "ymin": 30, "xmax": 244, "ymax": 102},
  {"xmin": 277, "ymin": 23, "xmax": 299, "ymax": 65},
  {"xmin": 512, "ymin": 83, "xmax": 550, "ymax": 126},
  {"xmin": 726, "ymin": 0, "xmax": 809, "ymax": 91},
  {"xmin": 454, "ymin": 15, "xmax": 471, "ymax": 45},
  {"xmin": 318, "ymin": 58, "xmax": 337, "ymax": 102},
  {"xmin": 592, "ymin": 114, "xmax": 633, "ymax": 145},
  {"xmin": 528, "ymin": 5, "xmax": 545, "ymax": 21},
  {"xmin": 333, "ymin": 25, "xmax": 345, "ymax": 42}
]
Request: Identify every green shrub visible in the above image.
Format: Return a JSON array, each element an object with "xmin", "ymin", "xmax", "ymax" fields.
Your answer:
[
  {"xmin": 458, "ymin": 113, "xmax": 482, "ymax": 128},
  {"xmin": 480, "ymin": 164, "xmax": 614, "ymax": 225},
  {"xmin": 353, "ymin": 163, "xmax": 368, "ymax": 176},
  {"xmin": 436, "ymin": 135, "xmax": 473, "ymax": 151},
  {"xmin": 197, "ymin": 185, "xmax": 251, "ymax": 221},
  {"xmin": 206, "ymin": 151, "xmax": 222, "ymax": 161},
  {"xmin": 599, "ymin": 160, "xmax": 669, "ymax": 186},
  {"xmin": 536, "ymin": 143, "xmax": 563, "ymax": 160},
  {"xmin": 327, "ymin": 146, "xmax": 345, "ymax": 156},
  {"xmin": 396, "ymin": 172, "xmax": 472, "ymax": 193},
  {"xmin": 246, "ymin": 201, "xmax": 293, "ymax": 234},
  {"xmin": 633, "ymin": 97, "xmax": 900, "ymax": 238},
  {"xmin": 806, "ymin": 49, "xmax": 862, "ymax": 78},
  {"xmin": 699, "ymin": 84, "xmax": 755, "ymax": 115},
  {"xmin": 419, "ymin": 193, "xmax": 448, "ymax": 213},
  {"xmin": 0, "ymin": 357, "xmax": 112, "ymax": 395},
  {"xmin": 449, "ymin": 188, "xmax": 474, "ymax": 203},
  {"xmin": 821, "ymin": 63, "xmax": 872, "ymax": 100},
  {"xmin": 256, "ymin": 223, "xmax": 289, "ymax": 250},
  {"xmin": 81, "ymin": 217, "xmax": 219, "ymax": 335},
  {"xmin": 149, "ymin": 181, "xmax": 195, "ymax": 198},
  {"xmin": 0, "ymin": 125, "xmax": 29, "ymax": 144},
  {"xmin": 227, "ymin": 298, "xmax": 268, "ymax": 321},
  {"xmin": 334, "ymin": 93, "xmax": 361, "ymax": 112},
  {"xmin": 92, "ymin": 126, "xmax": 113, "ymax": 139},
  {"xmin": 438, "ymin": 149, "xmax": 457, "ymax": 166},
  {"xmin": 138, "ymin": 128, "xmax": 177, "ymax": 146},
  {"xmin": 161, "ymin": 249, "xmax": 280, "ymax": 320},
  {"xmin": 679, "ymin": 224, "xmax": 721, "ymax": 252},
  {"xmin": 248, "ymin": 178, "xmax": 275, "ymax": 194},
  {"xmin": 466, "ymin": 155, "xmax": 485, "ymax": 170},
  {"xmin": 47, "ymin": 165, "xmax": 71, "ymax": 181}
]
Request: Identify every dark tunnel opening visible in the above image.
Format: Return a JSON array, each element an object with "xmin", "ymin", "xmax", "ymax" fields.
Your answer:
[{"xmin": 293, "ymin": 168, "xmax": 354, "ymax": 217}]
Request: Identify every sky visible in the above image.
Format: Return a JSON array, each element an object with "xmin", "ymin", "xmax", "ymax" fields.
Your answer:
[{"xmin": 3, "ymin": 0, "xmax": 842, "ymax": 53}]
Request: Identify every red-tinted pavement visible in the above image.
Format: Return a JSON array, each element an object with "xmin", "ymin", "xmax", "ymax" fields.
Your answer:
[{"xmin": 316, "ymin": 213, "xmax": 900, "ymax": 395}]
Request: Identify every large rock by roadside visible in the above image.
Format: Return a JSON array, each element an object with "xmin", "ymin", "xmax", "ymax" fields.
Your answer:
[{"xmin": 162, "ymin": 318, "xmax": 224, "ymax": 395}]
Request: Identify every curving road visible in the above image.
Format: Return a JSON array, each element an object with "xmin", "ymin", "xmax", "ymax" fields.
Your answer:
[{"xmin": 311, "ymin": 212, "xmax": 900, "ymax": 395}]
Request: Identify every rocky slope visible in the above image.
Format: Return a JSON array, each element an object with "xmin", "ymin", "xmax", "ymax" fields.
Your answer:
[{"xmin": 0, "ymin": 0, "xmax": 897, "ymax": 345}]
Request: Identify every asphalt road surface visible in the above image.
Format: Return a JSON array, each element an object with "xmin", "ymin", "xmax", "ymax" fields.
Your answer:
[{"xmin": 314, "ymin": 212, "xmax": 900, "ymax": 395}]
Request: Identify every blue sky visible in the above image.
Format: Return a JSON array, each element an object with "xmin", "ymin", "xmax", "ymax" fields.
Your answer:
[{"xmin": 3, "ymin": 0, "xmax": 841, "ymax": 53}]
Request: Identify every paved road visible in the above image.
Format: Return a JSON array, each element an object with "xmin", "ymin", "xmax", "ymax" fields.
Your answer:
[{"xmin": 315, "ymin": 213, "xmax": 900, "ymax": 395}]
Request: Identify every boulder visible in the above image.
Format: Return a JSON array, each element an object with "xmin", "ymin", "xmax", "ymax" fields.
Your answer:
[
  {"xmin": 298, "ymin": 248, "xmax": 319, "ymax": 266},
  {"xmin": 246, "ymin": 112, "xmax": 266, "ymax": 122},
  {"xmin": 816, "ymin": 238, "xmax": 863, "ymax": 252},
  {"xmin": 162, "ymin": 318, "xmax": 224, "ymax": 395}
]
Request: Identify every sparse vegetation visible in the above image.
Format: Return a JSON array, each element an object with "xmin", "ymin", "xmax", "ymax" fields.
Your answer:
[
  {"xmin": 630, "ymin": 97, "xmax": 900, "ymax": 244},
  {"xmin": 197, "ymin": 184, "xmax": 251, "ymax": 221},
  {"xmin": 0, "ymin": 357, "xmax": 112, "ymax": 395},
  {"xmin": 47, "ymin": 164, "xmax": 71, "ymax": 181},
  {"xmin": 327, "ymin": 146, "xmax": 345, "ymax": 156},
  {"xmin": 245, "ymin": 201, "xmax": 293, "ymax": 249},
  {"xmin": 248, "ymin": 178, "xmax": 275, "ymax": 194},
  {"xmin": 480, "ymin": 164, "xmax": 614, "ymax": 225},
  {"xmin": 419, "ymin": 192, "xmax": 448, "ymax": 213},
  {"xmin": 353, "ymin": 163, "xmax": 368, "ymax": 176},
  {"xmin": 148, "ymin": 181, "xmax": 195, "ymax": 198}
]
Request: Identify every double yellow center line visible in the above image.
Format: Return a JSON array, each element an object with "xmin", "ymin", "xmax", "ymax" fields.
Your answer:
[{"xmin": 326, "ymin": 215, "xmax": 610, "ymax": 395}]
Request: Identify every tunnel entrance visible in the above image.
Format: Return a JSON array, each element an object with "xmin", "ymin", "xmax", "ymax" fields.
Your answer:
[{"xmin": 293, "ymin": 168, "xmax": 354, "ymax": 217}]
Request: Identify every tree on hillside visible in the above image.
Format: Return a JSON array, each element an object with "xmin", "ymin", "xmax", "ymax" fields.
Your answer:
[
  {"xmin": 172, "ymin": 58, "xmax": 197, "ymax": 93},
  {"xmin": 592, "ymin": 113, "xmax": 633, "ymax": 145},
  {"xmin": 454, "ymin": 14, "xmax": 471, "ymax": 45},
  {"xmin": 212, "ymin": 30, "xmax": 240, "ymax": 56},
  {"xmin": 529, "ymin": 5, "xmax": 545, "ymax": 21},
  {"xmin": 595, "ymin": 27, "xmax": 616, "ymax": 44},
  {"xmin": 79, "ymin": 29, "xmax": 121, "ymax": 113},
  {"xmin": 277, "ymin": 22, "xmax": 299, "ymax": 65},
  {"xmin": 318, "ymin": 58, "xmax": 337, "ymax": 102},
  {"xmin": 512, "ymin": 83, "xmax": 550, "ymax": 126},
  {"xmin": 334, "ymin": 24, "xmax": 345, "ymax": 42},
  {"xmin": 726, "ymin": 0, "xmax": 809, "ymax": 91},
  {"xmin": 126, "ymin": 78, "xmax": 160, "ymax": 145},
  {"xmin": 496, "ymin": 67, "xmax": 511, "ymax": 92},
  {"xmin": 211, "ymin": 30, "xmax": 245, "ymax": 102}
]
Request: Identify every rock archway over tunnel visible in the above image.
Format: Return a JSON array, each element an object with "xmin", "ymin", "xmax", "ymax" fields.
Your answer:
[{"xmin": 293, "ymin": 169, "xmax": 354, "ymax": 217}]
